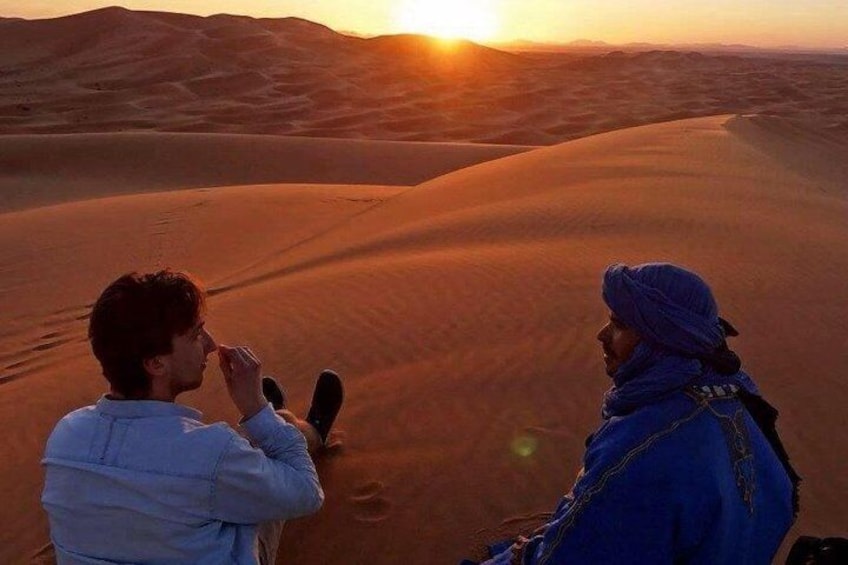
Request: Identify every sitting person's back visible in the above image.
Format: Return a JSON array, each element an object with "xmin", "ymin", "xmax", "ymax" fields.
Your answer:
[
  {"xmin": 42, "ymin": 270, "xmax": 324, "ymax": 564},
  {"xmin": 554, "ymin": 380, "xmax": 794, "ymax": 563}
]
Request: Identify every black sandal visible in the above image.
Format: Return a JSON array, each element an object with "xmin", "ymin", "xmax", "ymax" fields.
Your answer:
[
  {"xmin": 261, "ymin": 376, "xmax": 287, "ymax": 411},
  {"xmin": 306, "ymin": 370, "xmax": 344, "ymax": 444}
]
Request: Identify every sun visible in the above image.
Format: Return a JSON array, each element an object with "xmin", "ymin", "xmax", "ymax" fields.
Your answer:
[{"xmin": 394, "ymin": 0, "xmax": 500, "ymax": 42}]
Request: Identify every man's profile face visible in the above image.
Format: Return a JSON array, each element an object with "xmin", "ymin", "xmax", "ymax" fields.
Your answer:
[
  {"xmin": 597, "ymin": 312, "xmax": 641, "ymax": 377},
  {"xmin": 160, "ymin": 318, "xmax": 217, "ymax": 396}
]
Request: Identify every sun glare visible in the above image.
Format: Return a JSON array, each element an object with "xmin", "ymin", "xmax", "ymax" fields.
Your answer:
[{"xmin": 394, "ymin": 0, "xmax": 500, "ymax": 42}]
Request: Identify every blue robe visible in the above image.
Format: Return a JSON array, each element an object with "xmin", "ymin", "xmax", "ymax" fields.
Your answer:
[{"xmin": 503, "ymin": 371, "xmax": 794, "ymax": 564}]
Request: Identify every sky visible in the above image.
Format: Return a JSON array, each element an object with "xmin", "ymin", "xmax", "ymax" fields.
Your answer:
[{"xmin": 3, "ymin": 1, "xmax": 847, "ymax": 49}]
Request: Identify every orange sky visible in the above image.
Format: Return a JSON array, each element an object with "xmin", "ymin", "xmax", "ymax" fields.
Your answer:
[{"xmin": 3, "ymin": 1, "xmax": 847, "ymax": 48}]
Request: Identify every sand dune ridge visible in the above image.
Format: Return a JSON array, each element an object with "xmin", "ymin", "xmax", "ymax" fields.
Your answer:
[{"xmin": 2, "ymin": 8, "xmax": 847, "ymax": 144}]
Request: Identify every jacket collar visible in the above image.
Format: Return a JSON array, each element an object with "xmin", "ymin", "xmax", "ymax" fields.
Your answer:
[{"xmin": 96, "ymin": 395, "xmax": 202, "ymax": 420}]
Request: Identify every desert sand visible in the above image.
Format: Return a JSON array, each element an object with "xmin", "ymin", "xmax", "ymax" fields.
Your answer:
[{"xmin": 2, "ymin": 7, "xmax": 848, "ymax": 565}]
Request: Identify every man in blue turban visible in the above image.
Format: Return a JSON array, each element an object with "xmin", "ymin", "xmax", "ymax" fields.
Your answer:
[{"xmin": 484, "ymin": 263, "xmax": 799, "ymax": 564}]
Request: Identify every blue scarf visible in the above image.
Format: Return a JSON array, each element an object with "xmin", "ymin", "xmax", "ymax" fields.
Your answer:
[{"xmin": 602, "ymin": 342, "xmax": 759, "ymax": 418}]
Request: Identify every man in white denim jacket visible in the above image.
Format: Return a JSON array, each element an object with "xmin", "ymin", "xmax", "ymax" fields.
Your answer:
[{"xmin": 42, "ymin": 270, "xmax": 324, "ymax": 564}]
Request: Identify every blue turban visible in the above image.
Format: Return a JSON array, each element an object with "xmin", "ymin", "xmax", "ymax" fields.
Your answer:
[
  {"xmin": 600, "ymin": 262, "xmax": 753, "ymax": 419},
  {"xmin": 602, "ymin": 263, "xmax": 725, "ymax": 357}
]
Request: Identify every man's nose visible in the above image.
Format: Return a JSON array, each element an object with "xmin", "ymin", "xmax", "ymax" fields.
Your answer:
[{"xmin": 597, "ymin": 323, "xmax": 610, "ymax": 342}]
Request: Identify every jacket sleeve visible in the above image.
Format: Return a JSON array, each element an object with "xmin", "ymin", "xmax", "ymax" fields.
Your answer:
[{"xmin": 210, "ymin": 404, "xmax": 324, "ymax": 524}]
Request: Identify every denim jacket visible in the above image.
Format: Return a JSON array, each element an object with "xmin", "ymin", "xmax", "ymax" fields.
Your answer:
[{"xmin": 42, "ymin": 397, "xmax": 323, "ymax": 564}]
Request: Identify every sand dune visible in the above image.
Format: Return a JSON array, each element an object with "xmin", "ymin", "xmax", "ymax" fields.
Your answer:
[
  {"xmin": 1, "ymin": 8, "xmax": 847, "ymax": 144},
  {"xmin": 725, "ymin": 114, "xmax": 848, "ymax": 196},
  {"xmin": 0, "ymin": 133, "xmax": 531, "ymax": 212},
  {"xmin": 2, "ymin": 116, "xmax": 847, "ymax": 563}
]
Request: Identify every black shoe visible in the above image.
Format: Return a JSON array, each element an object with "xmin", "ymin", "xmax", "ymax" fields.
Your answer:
[
  {"xmin": 262, "ymin": 376, "xmax": 287, "ymax": 411},
  {"xmin": 306, "ymin": 370, "xmax": 344, "ymax": 444}
]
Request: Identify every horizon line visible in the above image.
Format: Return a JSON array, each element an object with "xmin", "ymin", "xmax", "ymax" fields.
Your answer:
[{"xmin": 3, "ymin": 5, "xmax": 847, "ymax": 52}]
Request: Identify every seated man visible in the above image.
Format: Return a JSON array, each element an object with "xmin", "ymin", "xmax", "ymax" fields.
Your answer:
[
  {"xmin": 42, "ymin": 270, "xmax": 340, "ymax": 564},
  {"xmin": 484, "ymin": 262, "xmax": 799, "ymax": 564}
]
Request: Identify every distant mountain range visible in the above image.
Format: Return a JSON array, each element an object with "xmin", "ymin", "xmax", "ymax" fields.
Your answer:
[
  {"xmin": 4, "ymin": 7, "xmax": 846, "ymax": 56},
  {"xmin": 0, "ymin": 6, "xmax": 517, "ymax": 70},
  {"xmin": 491, "ymin": 38, "xmax": 848, "ymax": 55},
  {"xmin": 1, "ymin": 7, "xmax": 846, "ymax": 143}
]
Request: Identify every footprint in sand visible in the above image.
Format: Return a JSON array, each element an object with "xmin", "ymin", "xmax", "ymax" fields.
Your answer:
[
  {"xmin": 31, "ymin": 311, "xmax": 87, "ymax": 353},
  {"xmin": 43, "ymin": 303, "xmax": 92, "ymax": 325},
  {"xmin": 31, "ymin": 335, "xmax": 75, "ymax": 352},
  {"xmin": 1, "ymin": 304, "xmax": 91, "ymax": 385},
  {"xmin": 349, "ymin": 480, "xmax": 391, "ymax": 524}
]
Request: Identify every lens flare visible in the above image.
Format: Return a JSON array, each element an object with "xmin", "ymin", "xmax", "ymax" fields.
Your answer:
[{"xmin": 511, "ymin": 435, "xmax": 539, "ymax": 458}]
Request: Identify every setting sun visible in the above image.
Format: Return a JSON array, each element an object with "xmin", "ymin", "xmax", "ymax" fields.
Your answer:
[{"xmin": 394, "ymin": 0, "xmax": 500, "ymax": 42}]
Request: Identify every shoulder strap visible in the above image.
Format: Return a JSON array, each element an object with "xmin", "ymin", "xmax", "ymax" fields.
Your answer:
[{"xmin": 736, "ymin": 389, "xmax": 801, "ymax": 518}]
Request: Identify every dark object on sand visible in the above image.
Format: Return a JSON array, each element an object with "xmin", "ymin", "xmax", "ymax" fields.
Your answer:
[
  {"xmin": 263, "ymin": 370, "xmax": 344, "ymax": 444},
  {"xmin": 786, "ymin": 536, "xmax": 848, "ymax": 564},
  {"xmin": 306, "ymin": 370, "xmax": 344, "ymax": 444},
  {"xmin": 262, "ymin": 376, "xmax": 287, "ymax": 410}
]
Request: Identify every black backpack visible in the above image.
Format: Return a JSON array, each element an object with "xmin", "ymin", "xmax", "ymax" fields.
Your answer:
[{"xmin": 786, "ymin": 536, "xmax": 848, "ymax": 564}]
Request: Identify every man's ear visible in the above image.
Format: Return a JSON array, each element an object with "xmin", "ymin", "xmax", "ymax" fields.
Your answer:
[{"xmin": 142, "ymin": 355, "xmax": 167, "ymax": 378}]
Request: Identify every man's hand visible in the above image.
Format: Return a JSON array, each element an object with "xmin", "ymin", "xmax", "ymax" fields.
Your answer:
[
  {"xmin": 218, "ymin": 344, "xmax": 266, "ymax": 420},
  {"xmin": 509, "ymin": 535, "xmax": 531, "ymax": 565}
]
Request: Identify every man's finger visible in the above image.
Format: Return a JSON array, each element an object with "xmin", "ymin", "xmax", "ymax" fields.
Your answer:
[
  {"xmin": 218, "ymin": 344, "xmax": 233, "ymax": 363},
  {"xmin": 241, "ymin": 346, "xmax": 261, "ymax": 366},
  {"xmin": 217, "ymin": 345, "xmax": 234, "ymax": 377},
  {"xmin": 218, "ymin": 356, "xmax": 233, "ymax": 379},
  {"xmin": 234, "ymin": 347, "xmax": 260, "ymax": 369},
  {"xmin": 231, "ymin": 347, "xmax": 253, "ymax": 368}
]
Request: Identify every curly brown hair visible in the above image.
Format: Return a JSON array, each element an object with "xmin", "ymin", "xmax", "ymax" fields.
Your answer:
[{"xmin": 88, "ymin": 270, "xmax": 206, "ymax": 398}]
